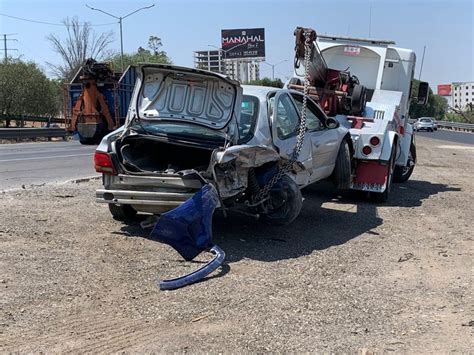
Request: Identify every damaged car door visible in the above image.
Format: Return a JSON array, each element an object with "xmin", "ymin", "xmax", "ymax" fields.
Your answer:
[
  {"xmin": 290, "ymin": 92, "xmax": 341, "ymax": 181},
  {"xmin": 269, "ymin": 90, "xmax": 315, "ymax": 186}
]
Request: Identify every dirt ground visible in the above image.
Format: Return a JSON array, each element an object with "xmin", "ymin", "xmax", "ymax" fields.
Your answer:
[{"xmin": 1, "ymin": 136, "xmax": 473, "ymax": 353}]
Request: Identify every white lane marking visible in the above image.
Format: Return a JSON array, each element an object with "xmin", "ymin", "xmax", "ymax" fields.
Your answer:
[
  {"xmin": 0, "ymin": 148, "xmax": 95, "ymax": 157},
  {"xmin": 437, "ymin": 145, "xmax": 474, "ymax": 151},
  {"xmin": 0, "ymin": 153, "xmax": 93, "ymax": 163}
]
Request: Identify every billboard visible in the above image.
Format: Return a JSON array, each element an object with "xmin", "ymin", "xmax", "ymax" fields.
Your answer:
[
  {"xmin": 437, "ymin": 84, "xmax": 452, "ymax": 96},
  {"xmin": 221, "ymin": 28, "xmax": 265, "ymax": 60}
]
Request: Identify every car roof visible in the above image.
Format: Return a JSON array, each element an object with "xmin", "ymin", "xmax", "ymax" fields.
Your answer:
[{"xmin": 242, "ymin": 85, "xmax": 279, "ymax": 98}]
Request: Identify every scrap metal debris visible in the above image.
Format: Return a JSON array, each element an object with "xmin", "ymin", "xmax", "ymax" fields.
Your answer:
[{"xmin": 150, "ymin": 184, "xmax": 225, "ymax": 290}]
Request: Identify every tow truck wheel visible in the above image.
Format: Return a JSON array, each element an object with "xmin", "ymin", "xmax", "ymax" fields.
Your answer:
[
  {"xmin": 394, "ymin": 141, "xmax": 416, "ymax": 183},
  {"xmin": 261, "ymin": 175, "xmax": 302, "ymax": 225},
  {"xmin": 108, "ymin": 203, "xmax": 137, "ymax": 220},
  {"xmin": 332, "ymin": 140, "xmax": 351, "ymax": 190}
]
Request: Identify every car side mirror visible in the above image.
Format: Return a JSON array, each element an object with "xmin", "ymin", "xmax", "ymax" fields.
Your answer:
[
  {"xmin": 325, "ymin": 117, "xmax": 339, "ymax": 129},
  {"xmin": 417, "ymin": 81, "xmax": 429, "ymax": 105}
]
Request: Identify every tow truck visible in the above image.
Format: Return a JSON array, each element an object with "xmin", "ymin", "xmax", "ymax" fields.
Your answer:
[{"xmin": 289, "ymin": 27, "xmax": 429, "ymax": 201}]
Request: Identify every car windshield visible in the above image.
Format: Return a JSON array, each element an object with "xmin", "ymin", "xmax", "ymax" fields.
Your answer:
[
  {"xmin": 420, "ymin": 118, "xmax": 432, "ymax": 122},
  {"xmin": 131, "ymin": 95, "xmax": 259, "ymax": 144}
]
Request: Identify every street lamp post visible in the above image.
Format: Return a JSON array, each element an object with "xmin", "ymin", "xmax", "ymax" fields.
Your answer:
[
  {"xmin": 86, "ymin": 3, "xmax": 155, "ymax": 72},
  {"xmin": 263, "ymin": 60, "xmax": 289, "ymax": 80}
]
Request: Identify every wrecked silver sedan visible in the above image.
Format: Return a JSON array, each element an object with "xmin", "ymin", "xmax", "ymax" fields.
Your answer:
[{"xmin": 95, "ymin": 64, "xmax": 352, "ymax": 224}]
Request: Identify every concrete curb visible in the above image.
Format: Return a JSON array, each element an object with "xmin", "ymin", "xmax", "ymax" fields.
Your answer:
[{"xmin": 62, "ymin": 175, "xmax": 101, "ymax": 184}]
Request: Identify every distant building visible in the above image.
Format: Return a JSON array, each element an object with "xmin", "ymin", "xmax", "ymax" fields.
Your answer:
[
  {"xmin": 193, "ymin": 50, "xmax": 260, "ymax": 83},
  {"xmin": 451, "ymin": 82, "xmax": 474, "ymax": 110}
]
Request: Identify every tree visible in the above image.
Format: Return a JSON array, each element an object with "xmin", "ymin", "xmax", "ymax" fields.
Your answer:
[
  {"xmin": 446, "ymin": 104, "xmax": 474, "ymax": 123},
  {"xmin": 0, "ymin": 59, "xmax": 61, "ymax": 127},
  {"xmin": 47, "ymin": 17, "xmax": 114, "ymax": 81},
  {"xmin": 409, "ymin": 79, "xmax": 448, "ymax": 119},
  {"xmin": 248, "ymin": 77, "xmax": 284, "ymax": 88},
  {"xmin": 108, "ymin": 35, "xmax": 172, "ymax": 71}
]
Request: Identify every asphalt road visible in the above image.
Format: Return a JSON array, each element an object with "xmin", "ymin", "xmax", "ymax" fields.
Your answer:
[
  {"xmin": 416, "ymin": 129, "xmax": 474, "ymax": 145},
  {"xmin": 0, "ymin": 129, "xmax": 472, "ymax": 190},
  {"xmin": 0, "ymin": 141, "xmax": 98, "ymax": 190}
]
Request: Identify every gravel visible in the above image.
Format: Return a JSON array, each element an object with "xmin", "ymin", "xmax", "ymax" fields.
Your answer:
[{"xmin": 0, "ymin": 136, "xmax": 472, "ymax": 352}]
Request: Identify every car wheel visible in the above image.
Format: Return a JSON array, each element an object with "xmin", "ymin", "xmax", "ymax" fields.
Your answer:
[
  {"xmin": 394, "ymin": 141, "xmax": 416, "ymax": 183},
  {"xmin": 370, "ymin": 144, "xmax": 396, "ymax": 203},
  {"xmin": 108, "ymin": 203, "xmax": 137, "ymax": 220},
  {"xmin": 332, "ymin": 140, "xmax": 351, "ymax": 190},
  {"xmin": 261, "ymin": 174, "xmax": 302, "ymax": 225}
]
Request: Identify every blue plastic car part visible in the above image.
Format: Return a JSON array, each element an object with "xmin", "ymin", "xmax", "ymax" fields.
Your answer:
[
  {"xmin": 159, "ymin": 245, "xmax": 225, "ymax": 290},
  {"xmin": 150, "ymin": 184, "xmax": 226, "ymax": 289},
  {"xmin": 150, "ymin": 184, "xmax": 219, "ymax": 261}
]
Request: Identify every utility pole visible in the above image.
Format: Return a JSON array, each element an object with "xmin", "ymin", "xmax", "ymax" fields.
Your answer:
[
  {"xmin": 1, "ymin": 33, "xmax": 18, "ymax": 63},
  {"xmin": 86, "ymin": 4, "xmax": 155, "ymax": 72},
  {"xmin": 419, "ymin": 45, "xmax": 426, "ymax": 80},
  {"xmin": 263, "ymin": 60, "xmax": 288, "ymax": 80},
  {"xmin": 369, "ymin": 3, "xmax": 372, "ymax": 37}
]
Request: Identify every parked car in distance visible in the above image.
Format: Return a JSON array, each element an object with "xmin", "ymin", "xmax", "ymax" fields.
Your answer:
[
  {"xmin": 414, "ymin": 117, "xmax": 437, "ymax": 132},
  {"xmin": 94, "ymin": 64, "xmax": 353, "ymax": 225}
]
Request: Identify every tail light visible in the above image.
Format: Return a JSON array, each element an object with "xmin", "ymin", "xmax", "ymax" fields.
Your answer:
[
  {"xmin": 94, "ymin": 151, "xmax": 116, "ymax": 175},
  {"xmin": 369, "ymin": 136, "xmax": 380, "ymax": 146},
  {"xmin": 362, "ymin": 145, "xmax": 372, "ymax": 155}
]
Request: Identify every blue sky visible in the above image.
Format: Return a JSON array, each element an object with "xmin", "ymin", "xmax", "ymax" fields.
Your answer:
[{"xmin": 1, "ymin": 0, "xmax": 472, "ymax": 88}]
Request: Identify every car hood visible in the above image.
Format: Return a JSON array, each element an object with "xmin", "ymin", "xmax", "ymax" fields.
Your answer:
[{"xmin": 133, "ymin": 64, "xmax": 242, "ymax": 137}]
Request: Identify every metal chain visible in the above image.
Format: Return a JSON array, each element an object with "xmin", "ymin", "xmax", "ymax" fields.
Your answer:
[{"xmin": 255, "ymin": 30, "xmax": 313, "ymax": 202}]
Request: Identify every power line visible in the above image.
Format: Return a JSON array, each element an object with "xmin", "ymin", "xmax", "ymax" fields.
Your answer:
[{"xmin": 0, "ymin": 13, "xmax": 117, "ymax": 27}]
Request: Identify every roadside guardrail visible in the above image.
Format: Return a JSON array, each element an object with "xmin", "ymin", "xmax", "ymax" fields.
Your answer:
[
  {"xmin": 409, "ymin": 118, "xmax": 474, "ymax": 132},
  {"xmin": 0, "ymin": 128, "xmax": 68, "ymax": 140},
  {"xmin": 0, "ymin": 114, "xmax": 65, "ymax": 125},
  {"xmin": 435, "ymin": 121, "xmax": 474, "ymax": 132}
]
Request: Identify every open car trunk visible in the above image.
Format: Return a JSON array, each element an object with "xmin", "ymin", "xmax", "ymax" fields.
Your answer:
[{"xmin": 117, "ymin": 136, "xmax": 215, "ymax": 175}]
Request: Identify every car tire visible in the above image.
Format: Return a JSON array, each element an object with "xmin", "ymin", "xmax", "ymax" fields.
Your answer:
[
  {"xmin": 108, "ymin": 203, "xmax": 137, "ymax": 220},
  {"xmin": 394, "ymin": 141, "xmax": 416, "ymax": 183},
  {"xmin": 261, "ymin": 174, "xmax": 302, "ymax": 225},
  {"xmin": 370, "ymin": 144, "xmax": 396, "ymax": 203},
  {"xmin": 332, "ymin": 140, "xmax": 351, "ymax": 190}
]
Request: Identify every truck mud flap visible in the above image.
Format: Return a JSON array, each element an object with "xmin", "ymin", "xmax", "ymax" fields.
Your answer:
[{"xmin": 149, "ymin": 184, "xmax": 225, "ymax": 290}]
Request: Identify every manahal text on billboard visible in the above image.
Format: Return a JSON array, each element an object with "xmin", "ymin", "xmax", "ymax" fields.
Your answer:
[{"xmin": 221, "ymin": 28, "xmax": 265, "ymax": 60}]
